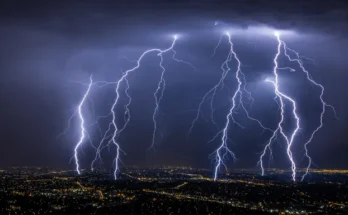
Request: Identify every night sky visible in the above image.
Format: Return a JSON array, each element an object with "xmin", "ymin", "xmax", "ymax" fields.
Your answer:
[{"xmin": 0, "ymin": 0, "xmax": 348, "ymax": 171}]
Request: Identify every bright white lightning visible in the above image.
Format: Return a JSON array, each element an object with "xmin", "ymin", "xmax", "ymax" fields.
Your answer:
[
  {"xmin": 211, "ymin": 33, "xmax": 272, "ymax": 181},
  {"xmin": 61, "ymin": 79, "xmax": 118, "ymax": 172},
  {"xmin": 186, "ymin": 32, "xmax": 271, "ymax": 180},
  {"xmin": 104, "ymin": 36, "xmax": 180, "ymax": 179},
  {"xmin": 281, "ymin": 40, "xmax": 336, "ymax": 181},
  {"xmin": 212, "ymin": 32, "xmax": 247, "ymax": 181},
  {"xmin": 258, "ymin": 32, "xmax": 300, "ymax": 181},
  {"xmin": 74, "ymin": 74, "xmax": 93, "ymax": 175}
]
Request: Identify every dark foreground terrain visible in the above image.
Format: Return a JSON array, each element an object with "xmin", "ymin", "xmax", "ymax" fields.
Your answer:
[{"xmin": 1, "ymin": 167, "xmax": 348, "ymax": 214}]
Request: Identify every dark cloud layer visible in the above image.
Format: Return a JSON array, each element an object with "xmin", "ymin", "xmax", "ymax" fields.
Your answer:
[{"xmin": 1, "ymin": 0, "xmax": 347, "ymax": 34}]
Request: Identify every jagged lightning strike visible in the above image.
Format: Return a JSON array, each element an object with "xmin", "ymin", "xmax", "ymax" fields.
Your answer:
[
  {"xmin": 188, "ymin": 32, "xmax": 271, "ymax": 181},
  {"xmin": 149, "ymin": 37, "xmax": 178, "ymax": 151},
  {"xmin": 74, "ymin": 74, "xmax": 94, "ymax": 175},
  {"xmin": 212, "ymin": 33, "xmax": 275, "ymax": 181},
  {"xmin": 258, "ymin": 32, "xmax": 301, "ymax": 182},
  {"xmin": 189, "ymin": 34, "xmax": 269, "ymax": 135},
  {"xmin": 59, "ymin": 78, "xmax": 119, "ymax": 173},
  {"xmin": 150, "ymin": 55, "xmax": 166, "ymax": 151},
  {"xmin": 89, "ymin": 35, "xmax": 195, "ymax": 179},
  {"xmin": 101, "ymin": 36, "xmax": 179, "ymax": 179},
  {"xmin": 259, "ymin": 32, "xmax": 300, "ymax": 182},
  {"xmin": 281, "ymin": 36, "xmax": 336, "ymax": 181},
  {"xmin": 211, "ymin": 33, "xmax": 240, "ymax": 181},
  {"xmin": 150, "ymin": 36, "xmax": 196, "ymax": 151},
  {"xmin": 258, "ymin": 31, "xmax": 336, "ymax": 181},
  {"xmin": 90, "ymin": 75, "xmax": 130, "ymax": 172}
]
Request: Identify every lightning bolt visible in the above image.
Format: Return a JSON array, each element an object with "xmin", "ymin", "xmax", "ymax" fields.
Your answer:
[
  {"xmin": 150, "ymin": 35, "xmax": 196, "ymax": 150},
  {"xmin": 81, "ymin": 76, "xmax": 129, "ymax": 171},
  {"xmin": 280, "ymin": 39, "xmax": 336, "ymax": 181},
  {"xmin": 212, "ymin": 32, "xmax": 244, "ymax": 181},
  {"xmin": 87, "ymin": 36, "xmax": 194, "ymax": 175},
  {"xmin": 189, "ymin": 33, "xmax": 271, "ymax": 136},
  {"xmin": 74, "ymin": 74, "xmax": 94, "ymax": 175},
  {"xmin": 190, "ymin": 32, "xmax": 270, "ymax": 181},
  {"xmin": 201, "ymin": 32, "xmax": 272, "ymax": 181},
  {"xmin": 102, "ymin": 35, "xmax": 187, "ymax": 179},
  {"xmin": 149, "ymin": 36, "xmax": 177, "ymax": 151},
  {"xmin": 60, "ymin": 79, "xmax": 118, "ymax": 172},
  {"xmin": 188, "ymin": 33, "xmax": 233, "ymax": 135},
  {"xmin": 258, "ymin": 32, "xmax": 300, "ymax": 182},
  {"xmin": 187, "ymin": 32, "xmax": 271, "ymax": 180}
]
